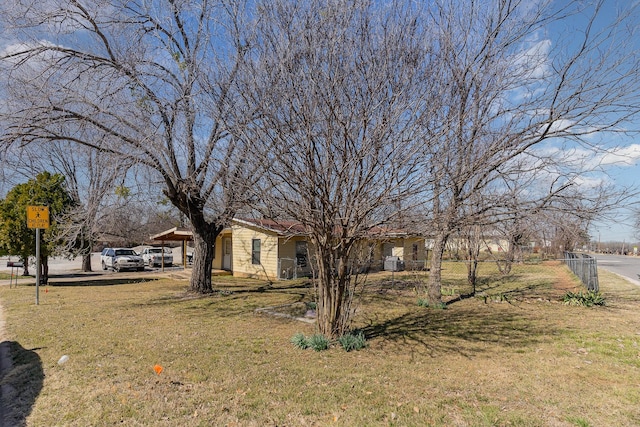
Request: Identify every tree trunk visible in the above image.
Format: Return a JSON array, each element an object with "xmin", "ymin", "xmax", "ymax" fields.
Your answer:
[
  {"xmin": 466, "ymin": 232, "xmax": 481, "ymax": 295},
  {"xmin": 314, "ymin": 241, "xmax": 352, "ymax": 339},
  {"xmin": 40, "ymin": 256, "xmax": 49, "ymax": 285},
  {"xmin": 82, "ymin": 254, "xmax": 92, "ymax": 272},
  {"xmin": 467, "ymin": 258, "xmax": 478, "ymax": 295},
  {"xmin": 427, "ymin": 232, "xmax": 447, "ymax": 304},
  {"xmin": 189, "ymin": 224, "xmax": 220, "ymax": 294}
]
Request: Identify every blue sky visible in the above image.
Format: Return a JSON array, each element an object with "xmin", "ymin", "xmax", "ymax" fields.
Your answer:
[
  {"xmin": 0, "ymin": 0, "xmax": 639, "ymax": 243},
  {"xmin": 548, "ymin": 0, "xmax": 640, "ymax": 243}
]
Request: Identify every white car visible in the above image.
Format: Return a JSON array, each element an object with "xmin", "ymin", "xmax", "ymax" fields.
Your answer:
[
  {"xmin": 101, "ymin": 248, "xmax": 145, "ymax": 272},
  {"xmin": 140, "ymin": 247, "xmax": 174, "ymax": 267}
]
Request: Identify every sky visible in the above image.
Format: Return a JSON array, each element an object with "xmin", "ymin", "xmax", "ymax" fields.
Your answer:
[
  {"xmin": 1, "ymin": 0, "xmax": 640, "ymax": 243},
  {"xmin": 561, "ymin": 1, "xmax": 640, "ymax": 243}
]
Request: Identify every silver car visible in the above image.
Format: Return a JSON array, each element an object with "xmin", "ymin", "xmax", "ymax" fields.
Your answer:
[
  {"xmin": 141, "ymin": 247, "xmax": 174, "ymax": 267},
  {"xmin": 101, "ymin": 248, "xmax": 145, "ymax": 272}
]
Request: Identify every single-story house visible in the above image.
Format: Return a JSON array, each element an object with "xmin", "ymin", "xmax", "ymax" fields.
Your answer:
[{"xmin": 153, "ymin": 219, "xmax": 426, "ymax": 281}]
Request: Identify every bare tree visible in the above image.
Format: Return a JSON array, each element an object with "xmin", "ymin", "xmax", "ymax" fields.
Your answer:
[
  {"xmin": 419, "ymin": 0, "xmax": 640, "ymax": 304},
  {"xmin": 3, "ymin": 139, "xmax": 136, "ymax": 271},
  {"xmin": 237, "ymin": 0, "xmax": 430, "ymax": 338},
  {"xmin": 0, "ymin": 0, "xmax": 260, "ymax": 292}
]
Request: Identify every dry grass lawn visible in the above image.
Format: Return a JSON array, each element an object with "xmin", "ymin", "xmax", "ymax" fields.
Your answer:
[{"xmin": 0, "ymin": 261, "xmax": 639, "ymax": 426}]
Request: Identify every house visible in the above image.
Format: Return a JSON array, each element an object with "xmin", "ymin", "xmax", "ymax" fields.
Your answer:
[
  {"xmin": 227, "ymin": 219, "xmax": 426, "ymax": 281},
  {"xmin": 225, "ymin": 218, "xmax": 312, "ymax": 280},
  {"xmin": 153, "ymin": 219, "xmax": 426, "ymax": 281}
]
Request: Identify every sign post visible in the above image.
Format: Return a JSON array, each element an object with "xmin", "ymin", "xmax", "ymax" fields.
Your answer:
[{"xmin": 27, "ymin": 206, "xmax": 50, "ymax": 305}]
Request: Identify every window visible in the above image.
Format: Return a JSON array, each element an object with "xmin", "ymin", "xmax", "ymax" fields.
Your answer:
[
  {"xmin": 251, "ymin": 239, "xmax": 261, "ymax": 265},
  {"xmin": 412, "ymin": 243, "xmax": 419, "ymax": 261},
  {"xmin": 296, "ymin": 241, "xmax": 308, "ymax": 268}
]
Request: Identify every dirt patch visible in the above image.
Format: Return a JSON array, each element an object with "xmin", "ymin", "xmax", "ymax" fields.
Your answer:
[{"xmin": 255, "ymin": 302, "xmax": 317, "ymax": 323}]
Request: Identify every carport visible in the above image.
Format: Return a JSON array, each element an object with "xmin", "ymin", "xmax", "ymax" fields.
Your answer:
[{"xmin": 150, "ymin": 227, "xmax": 193, "ymax": 271}]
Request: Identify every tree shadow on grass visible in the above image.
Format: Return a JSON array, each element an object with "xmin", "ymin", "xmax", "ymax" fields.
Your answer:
[
  {"xmin": 135, "ymin": 281, "xmax": 315, "ymax": 317},
  {"xmin": 0, "ymin": 341, "xmax": 44, "ymax": 427},
  {"xmin": 361, "ymin": 304, "xmax": 553, "ymax": 358},
  {"xmin": 46, "ymin": 277, "xmax": 160, "ymax": 287}
]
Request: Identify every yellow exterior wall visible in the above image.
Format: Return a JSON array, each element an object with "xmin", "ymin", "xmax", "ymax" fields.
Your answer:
[
  {"xmin": 231, "ymin": 224, "xmax": 279, "ymax": 280},
  {"xmin": 351, "ymin": 237, "xmax": 426, "ymax": 271},
  {"xmin": 228, "ymin": 222, "xmax": 427, "ymax": 279},
  {"xmin": 211, "ymin": 231, "xmax": 231, "ymax": 270},
  {"xmin": 402, "ymin": 237, "xmax": 426, "ymax": 269}
]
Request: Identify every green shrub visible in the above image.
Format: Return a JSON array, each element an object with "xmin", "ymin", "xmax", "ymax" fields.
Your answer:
[
  {"xmin": 563, "ymin": 291, "xmax": 605, "ymax": 307},
  {"xmin": 417, "ymin": 298, "xmax": 447, "ymax": 309},
  {"xmin": 338, "ymin": 331, "xmax": 367, "ymax": 352},
  {"xmin": 290, "ymin": 332, "xmax": 308, "ymax": 349},
  {"xmin": 307, "ymin": 334, "xmax": 330, "ymax": 351},
  {"xmin": 441, "ymin": 287, "xmax": 456, "ymax": 296}
]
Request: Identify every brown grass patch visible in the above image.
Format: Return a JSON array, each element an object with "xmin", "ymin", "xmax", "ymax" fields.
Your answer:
[{"xmin": 0, "ymin": 262, "xmax": 639, "ymax": 426}]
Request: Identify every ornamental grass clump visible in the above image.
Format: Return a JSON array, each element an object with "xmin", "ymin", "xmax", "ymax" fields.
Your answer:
[
  {"xmin": 307, "ymin": 334, "xmax": 330, "ymax": 351},
  {"xmin": 563, "ymin": 290, "xmax": 606, "ymax": 307},
  {"xmin": 290, "ymin": 332, "xmax": 309, "ymax": 349},
  {"xmin": 290, "ymin": 333, "xmax": 329, "ymax": 351},
  {"xmin": 338, "ymin": 331, "xmax": 367, "ymax": 352}
]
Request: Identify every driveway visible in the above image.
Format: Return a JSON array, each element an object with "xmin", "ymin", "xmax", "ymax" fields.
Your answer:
[{"xmin": 0, "ymin": 254, "xmax": 188, "ymax": 286}]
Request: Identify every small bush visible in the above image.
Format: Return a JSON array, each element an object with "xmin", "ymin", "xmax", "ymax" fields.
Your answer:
[
  {"xmin": 442, "ymin": 287, "xmax": 456, "ymax": 296},
  {"xmin": 417, "ymin": 298, "xmax": 447, "ymax": 309},
  {"xmin": 563, "ymin": 291, "xmax": 605, "ymax": 307},
  {"xmin": 338, "ymin": 331, "xmax": 367, "ymax": 352},
  {"xmin": 305, "ymin": 301, "xmax": 317, "ymax": 310},
  {"xmin": 290, "ymin": 332, "xmax": 308, "ymax": 349},
  {"xmin": 307, "ymin": 334, "xmax": 330, "ymax": 351}
]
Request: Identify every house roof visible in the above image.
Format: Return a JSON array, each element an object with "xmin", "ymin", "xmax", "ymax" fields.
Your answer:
[
  {"xmin": 367, "ymin": 226, "xmax": 416, "ymax": 238},
  {"xmin": 150, "ymin": 220, "xmax": 422, "ymax": 242},
  {"xmin": 150, "ymin": 227, "xmax": 194, "ymax": 241},
  {"xmin": 232, "ymin": 218, "xmax": 308, "ymax": 235},
  {"xmin": 234, "ymin": 218, "xmax": 420, "ymax": 239}
]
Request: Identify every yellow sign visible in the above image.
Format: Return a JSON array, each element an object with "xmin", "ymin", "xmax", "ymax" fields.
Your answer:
[{"xmin": 27, "ymin": 206, "xmax": 50, "ymax": 229}]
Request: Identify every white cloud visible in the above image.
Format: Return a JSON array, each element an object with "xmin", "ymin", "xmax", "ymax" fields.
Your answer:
[
  {"xmin": 596, "ymin": 144, "xmax": 640, "ymax": 167},
  {"xmin": 516, "ymin": 38, "xmax": 552, "ymax": 80}
]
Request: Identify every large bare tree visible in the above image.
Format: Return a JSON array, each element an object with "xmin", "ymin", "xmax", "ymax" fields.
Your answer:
[
  {"xmin": 419, "ymin": 0, "xmax": 640, "ymax": 303},
  {"xmin": 237, "ymin": 0, "xmax": 431, "ymax": 337},
  {"xmin": 0, "ymin": 0, "xmax": 259, "ymax": 292}
]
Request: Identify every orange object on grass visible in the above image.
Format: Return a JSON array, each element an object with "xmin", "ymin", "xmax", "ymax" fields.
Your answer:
[{"xmin": 154, "ymin": 364, "xmax": 163, "ymax": 375}]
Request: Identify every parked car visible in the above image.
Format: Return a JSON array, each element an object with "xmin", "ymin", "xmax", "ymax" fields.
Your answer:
[
  {"xmin": 101, "ymin": 248, "xmax": 145, "ymax": 272},
  {"xmin": 140, "ymin": 247, "xmax": 174, "ymax": 267}
]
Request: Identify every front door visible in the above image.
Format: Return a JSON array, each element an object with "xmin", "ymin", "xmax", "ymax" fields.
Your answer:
[{"xmin": 222, "ymin": 238, "xmax": 232, "ymax": 270}]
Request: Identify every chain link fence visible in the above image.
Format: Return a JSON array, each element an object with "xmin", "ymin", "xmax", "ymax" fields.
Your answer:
[
  {"xmin": 562, "ymin": 252, "xmax": 599, "ymax": 292},
  {"xmin": 362, "ymin": 257, "xmax": 565, "ymax": 296},
  {"xmin": 277, "ymin": 255, "xmax": 586, "ymax": 296},
  {"xmin": 278, "ymin": 257, "xmax": 315, "ymax": 280}
]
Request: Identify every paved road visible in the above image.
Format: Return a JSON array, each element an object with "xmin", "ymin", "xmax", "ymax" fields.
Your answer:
[{"xmin": 592, "ymin": 253, "xmax": 640, "ymax": 286}]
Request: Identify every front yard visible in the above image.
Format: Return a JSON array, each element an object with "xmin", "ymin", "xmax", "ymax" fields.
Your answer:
[{"xmin": 0, "ymin": 261, "xmax": 638, "ymax": 426}]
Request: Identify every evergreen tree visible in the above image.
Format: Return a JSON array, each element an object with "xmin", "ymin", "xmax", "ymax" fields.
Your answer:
[{"xmin": 0, "ymin": 172, "xmax": 75, "ymax": 279}]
